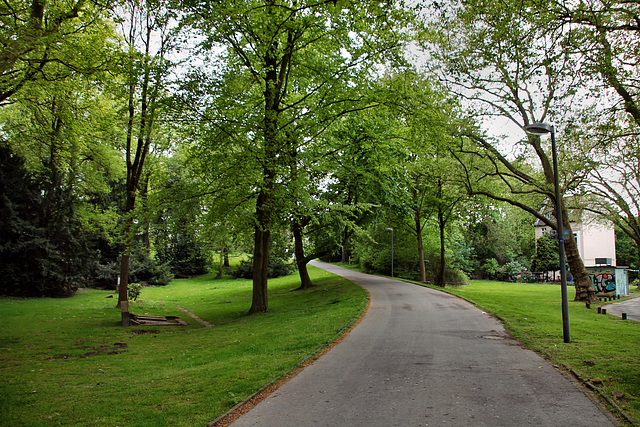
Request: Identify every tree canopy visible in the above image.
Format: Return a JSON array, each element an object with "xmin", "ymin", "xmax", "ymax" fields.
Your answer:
[{"xmin": 1, "ymin": 0, "xmax": 635, "ymax": 309}]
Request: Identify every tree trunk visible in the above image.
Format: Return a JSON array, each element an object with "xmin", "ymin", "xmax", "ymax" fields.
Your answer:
[
  {"xmin": 414, "ymin": 210, "xmax": 427, "ymax": 283},
  {"xmin": 217, "ymin": 248, "xmax": 224, "ymax": 279},
  {"xmin": 140, "ymin": 174, "xmax": 150, "ymax": 251},
  {"xmin": 249, "ymin": 28, "xmax": 284, "ymax": 313},
  {"xmin": 250, "ymin": 197, "xmax": 271, "ymax": 313},
  {"xmin": 435, "ymin": 205, "xmax": 446, "ymax": 287},
  {"xmin": 560, "ymin": 205, "xmax": 596, "ymax": 302},
  {"xmin": 118, "ymin": 252, "xmax": 131, "ymax": 304},
  {"xmin": 117, "ymin": 193, "xmax": 136, "ymax": 307},
  {"xmin": 293, "ymin": 218, "xmax": 313, "ymax": 290}
]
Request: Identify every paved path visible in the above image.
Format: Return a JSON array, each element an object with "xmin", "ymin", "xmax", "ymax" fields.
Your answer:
[
  {"xmin": 231, "ymin": 261, "xmax": 617, "ymax": 426},
  {"xmin": 602, "ymin": 295, "xmax": 640, "ymax": 322}
]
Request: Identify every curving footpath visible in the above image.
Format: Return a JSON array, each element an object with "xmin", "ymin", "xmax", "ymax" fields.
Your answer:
[{"xmin": 231, "ymin": 261, "xmax": 618, "ymax": 426}]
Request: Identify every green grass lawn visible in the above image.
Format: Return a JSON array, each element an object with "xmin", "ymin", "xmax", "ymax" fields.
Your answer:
[
  {"xmin": 2, "ymin": 262, "xmax": 639, "ymax": 426},
  {"xmin": 0, "ymin": 266, "xmax": 368, "ymax": 426},
  {"xmin": 441, "ymin": 280, "xmax": 640, "ymax": 425}
]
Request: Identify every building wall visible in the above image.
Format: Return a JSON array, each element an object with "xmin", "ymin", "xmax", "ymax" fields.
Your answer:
[
  {"xmin": 534, "ymin": 214, "xmax": 616, "ymax": 267},
  {"xmin": 581, "ymin": 224, "xmax": 616, "ymax": 266}
]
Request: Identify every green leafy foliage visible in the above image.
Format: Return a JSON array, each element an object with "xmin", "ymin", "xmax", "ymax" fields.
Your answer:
[
  {"xmin": 127, "ymin": 282, "xmax": 143, "ymax": 301},
  {"xmin": 155, "ymin": 234, "xmax": 209, "ymax": 277},
  {"xmin": 531, "ymin": 234, "xmax": 560, "ymax": 275}
]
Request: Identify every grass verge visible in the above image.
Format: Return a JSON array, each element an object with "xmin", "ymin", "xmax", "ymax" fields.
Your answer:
[{"xmin": 0, "ymin": 266, "xmax": 368, "ymax": 426}]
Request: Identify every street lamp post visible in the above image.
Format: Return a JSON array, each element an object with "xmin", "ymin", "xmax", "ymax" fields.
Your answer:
[
  {"xmin": 386, "ymin": 227, "xmax": 394, "ymax": 277},
  {"xmin": 525, "ymin": 122, "xmax": 571, "ymax": 344}
]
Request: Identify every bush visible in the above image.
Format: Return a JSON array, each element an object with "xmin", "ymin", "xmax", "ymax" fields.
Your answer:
[
  {"xmin": 498, "ymin": 260, "xmax": 529, "ymax": 282},
  {"xmin": 155, "ymin": 234, "xmax": 208, "ymax": 276},
  {"xmin": 424, "ymin": 252, "xmax": 469, "ymax": 286},
  {"xmin": 481, "ymin": 258, "xmax": 500, "ymax": 280},
  {"xmin": 129, "ymin": 244, "xmax": 173, "ymax": 286},
  {"xmin": 128, "ymin": 283, "xmax": 143, "ymax": 301},
  {"xmin": 232, "ymin": 258, "xmax": 295, "ymax": 279},
  {"xmin": 233, "ymin": 260, "xmax": 254, "ymax": 279}
]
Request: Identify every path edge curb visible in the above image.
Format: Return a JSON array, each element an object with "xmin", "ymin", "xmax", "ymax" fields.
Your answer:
[{"xmin": 206, "ymin": 284, "xmax": 371, "ymax": 427}]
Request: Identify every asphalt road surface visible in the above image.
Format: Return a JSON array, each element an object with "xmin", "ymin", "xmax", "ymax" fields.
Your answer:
[
  {"xmin": 231, "ymin": 261, "xmax": 617, "ymax": 426},
  {"xmin": 604, "ymin": 296, "xmax": 640, "ymax": 322}
]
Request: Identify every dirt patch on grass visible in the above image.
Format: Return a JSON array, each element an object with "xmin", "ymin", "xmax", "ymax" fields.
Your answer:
[{"xmin": 48, "ymin": 342, "xmax": 128, "ymax": 359}]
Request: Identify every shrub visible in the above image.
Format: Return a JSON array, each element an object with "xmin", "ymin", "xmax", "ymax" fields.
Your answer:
[
  {"xmin": 155, "ymin": 234, "xmax": 208, "ymax": 276},
  {"xmin": 232, "ymin": 258, "xmax": 295, "ymax": 279},
  {"xmin": 424, "ymin": 252, "xmax": 469, "ymax": 286},
  {"xmin": 481, "ymin": 258, "xmax": 500, "ymax": 280},
  {"xmin": 128, "ymin": 282, "xmax": 143, "ymax": 301}
]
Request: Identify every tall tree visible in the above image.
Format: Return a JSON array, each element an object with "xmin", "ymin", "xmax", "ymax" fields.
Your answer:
[
  {"xmin": 537, "ymin": 0, "xmax": 640, "ymax": 270},
  {"xmin": 380, "ymin": 70, "xmax": 466, "ymax": 284},
  {"xmin": 425, "ymin": 0, "xmax": 597, "ymax": 301},
  {"xmin": 545, "ymin": 0, "xmax": 640, "ymax": 128},
  {"xmin": 0, "ymin": 33, "xmax": 124, "ymax": 296},
  {"xmin": 582, "ymin": 130, "xmax": 640, "ymax": 268},
  {"xmin": 181, "ymin": 0, "xmax": 416, "ymax": 312},
  {"xmin": 115, "ymin": 0, "xmax": 175, "ymax": 307}
]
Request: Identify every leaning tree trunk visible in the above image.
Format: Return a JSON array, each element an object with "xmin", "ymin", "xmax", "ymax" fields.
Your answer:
[
  {"xmin": 560, "ymin": 201, "xmax": 596, "ymax": 302},
  {"xmin": 564, "ymin": 229, "xmax": 595, "ymax": 301}
]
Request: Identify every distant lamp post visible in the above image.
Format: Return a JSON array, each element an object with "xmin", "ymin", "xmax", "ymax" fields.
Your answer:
[
  {"xmin": 386, "ymin": 227, "xmax": 394, "ymax": 277},
  {"xmin": 525, "ymin": 122, "xmax": 570, "ymax": 344}
]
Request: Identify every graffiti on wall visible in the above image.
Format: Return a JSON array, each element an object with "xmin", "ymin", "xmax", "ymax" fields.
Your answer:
[{"xmin": 589, "ymin": 271, "xmax": 617, "ymax": 294}]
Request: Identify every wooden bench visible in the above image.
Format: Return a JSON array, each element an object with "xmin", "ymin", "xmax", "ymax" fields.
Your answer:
[{"xmin": 120, "ymin": 299, "xmax": 186, "ymax": 327}]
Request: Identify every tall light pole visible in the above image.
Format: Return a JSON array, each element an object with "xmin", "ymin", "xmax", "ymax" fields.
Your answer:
[
  {"xmin": 525, "ymin": 122, "xmax": 571, "ymax": 343},
  {"xmin": 386, "ymin": 227, "xmax": 394, "ymax": 277}
]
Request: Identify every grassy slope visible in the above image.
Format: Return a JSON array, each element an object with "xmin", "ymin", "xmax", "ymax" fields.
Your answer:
[{"xmin": 0, "ymin": 266, "xmax": 368, "ymax": 427}]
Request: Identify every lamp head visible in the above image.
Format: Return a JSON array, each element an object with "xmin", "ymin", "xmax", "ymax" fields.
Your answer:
[{"xmin": 525, "ymin": 122, "xmax": 554, "ymax": 135}]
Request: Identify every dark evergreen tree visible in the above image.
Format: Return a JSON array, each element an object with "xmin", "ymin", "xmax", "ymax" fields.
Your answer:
[
  {"xmin": 0, "ymin": 146, "xmax": 89, "ymax": 297},
  {"xmin": 531, "ymin": 234, "xmax": 560, "ymax": 280},
  {"xmin": 155, "ymin": 233, "xmax": 208, "ymax": 277}
]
